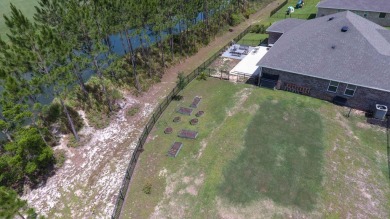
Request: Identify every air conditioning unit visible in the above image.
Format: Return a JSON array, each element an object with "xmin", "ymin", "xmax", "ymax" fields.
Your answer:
[{"xmin": 374, "ymin": 104, "xmax": 388, "ymax": 120}]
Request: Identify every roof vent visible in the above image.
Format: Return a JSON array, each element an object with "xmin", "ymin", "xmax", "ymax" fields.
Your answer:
[
  {"xmin": 341, "ymin": 26, "xmax": 349, "ymax": 32},
  {"xmin": 331, "ymin": 45, "xmax": 336, "ymax": 49},
  {"xmin": 328, "ymin": 17, "xmax": 334, "ymax": 21}
]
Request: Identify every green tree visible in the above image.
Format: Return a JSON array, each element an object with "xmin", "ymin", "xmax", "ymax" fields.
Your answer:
[
  {"xmin": 0, "ymin": 186, "xmax": 27, "ymax": 219},
  {"xmin": 0, "ymin": 186, "xmax": 38, "ymax": 219},
  {"xmin": 1, "ymin": 128, "xmax": 54, "ymax": 187}
]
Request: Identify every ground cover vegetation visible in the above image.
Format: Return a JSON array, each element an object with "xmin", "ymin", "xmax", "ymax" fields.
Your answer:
[
  {"xmin": 123, "ymin": 78, "xmax": 390, "ymax": 218},
  {"xmin": 0, "ymin": 0, "xmax": 275, "ymax": 217}
]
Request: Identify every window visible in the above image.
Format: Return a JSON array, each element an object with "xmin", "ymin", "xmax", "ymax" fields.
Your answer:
[
  {"xmin": 327, "ymin": 81, "xmax": 339, "ymax": 92},
  {"xmin": 344, "ymin": 84, "xmax": 357, "ymax": 96},
  {"xmin": 379, "ymin": 13, "xmax": 386, "ymax": 18}
]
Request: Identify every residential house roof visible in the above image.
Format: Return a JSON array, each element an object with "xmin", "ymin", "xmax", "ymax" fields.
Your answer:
[
  {"xmin": 257, "ymin": 11, "xmax": 390, "ymax": 92},
  {"xmin": 317, "ymin": 0, "xmax": 390, "ymax": 13},
  {"xmin": 266, "ymin": 18, "xmax": 306, "ymax": 33}
]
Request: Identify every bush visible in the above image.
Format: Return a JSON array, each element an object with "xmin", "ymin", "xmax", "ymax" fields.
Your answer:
[
  {"xmin": 243, "ymin": 10, "xmax": 251, "ymax": 19},
  {"xmin": 67, "ymin": 135, "xmax": 79, "ymax": 148},
  {"xmin": 176, "ymin": 72, "xmax": 186, "ymax": 90},
  {"xmin": 87, "ymin": 109, "xmax": 110, "ymax": 129},
  {"xmin": 142, "ymin": 183, "xmax": 152, "ymax": 194},
  {"xmin": 54, "ymin": 149, "xmax": 67, "ymax": 168},
  {"xmin": 229, "ymin": 13, "xmax": 244, "ymax": 26},
  {"xmin": 197, "ymin": 71, "xmax": 208, "ymax": 81},
  {"xmin": 43, "ymin": 102, "xmax": 84, "ymax": 135},
  {"xmin": 251, "ymin": 24, "xmax": 268, "ymax": 34},
  {"xmin": 127, "ymin": 105, "xmax": 140, "ymax": 117}
]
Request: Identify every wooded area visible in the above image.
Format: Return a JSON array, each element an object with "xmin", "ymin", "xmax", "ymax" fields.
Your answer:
[{"xmin": 0, "ymin": 0, "xmax": 271, "ymax": 217}]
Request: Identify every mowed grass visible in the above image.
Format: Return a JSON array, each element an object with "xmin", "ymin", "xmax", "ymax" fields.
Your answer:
[
  {"xmin": 122, "ymin": 78, "xmax": 390, "ymax": 218},
  {"xmin": 0, "ymin": 0, "xmax": 38, "ymax": 40},
  {"xmin": 255, "ymin": 0, "xmax": 320, "ymax": 26},
  {"xmin": 237, "ymin": 33, "xmax": 268, "ymax": 46},
  {"xmin": 219, "ymin": 99, "xmax": 324, "ymax": 211}
]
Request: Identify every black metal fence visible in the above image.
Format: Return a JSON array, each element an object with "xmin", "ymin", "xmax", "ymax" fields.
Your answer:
[
  {"xmin": 111, "ymin": 25, "xmax": 253, "ymax": 219},
  {"xmin": 270, "ymin": 0, "xmax": 289, "ymax": 16}
]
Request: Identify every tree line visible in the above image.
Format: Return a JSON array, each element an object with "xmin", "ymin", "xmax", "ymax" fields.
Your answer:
[{"xmin": 0, "ymin": 0, "xmax": 270, "ymax": 217}]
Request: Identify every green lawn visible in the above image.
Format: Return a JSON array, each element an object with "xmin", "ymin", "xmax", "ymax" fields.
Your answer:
[
  {"xmin": 237, "ymin": 33, "xmax": 268, "ymax": 46},
  {"xmin": 0, "ymin": 0, "xmax": 38, "ymax": 40},
  {"xmin": 219, "ymin": 98, "xmax": 324, "ymax": 211},
  {"xmin": 122, "ymin": 78, "xmax": 390, "ymax": 218},
  {"xmin": 238, "ymin": 0, "xmax": 320, "ymax": 47},
  {"xmin": 254, "ymin": 0, "xmax": 320, "ymax": 26}
]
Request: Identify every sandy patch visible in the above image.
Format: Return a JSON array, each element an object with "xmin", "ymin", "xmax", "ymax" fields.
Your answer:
[
  {"xmin": 152, "ymin": 169, "xmax": 205, "ymax": 218},
  {"xmin": 216, "ymin": 197, "xmax": 321, "ymax": 219},
  {"xmin": 227, "ymin": 88, "xmax": 252, "ymax": 117}
]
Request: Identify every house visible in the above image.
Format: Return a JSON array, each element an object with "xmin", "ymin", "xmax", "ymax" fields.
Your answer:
[
  {"xmin": 316, "ymin": 0, "xmax": 390, "ymax": 26},
  {"xmin": 266, "ymin": 18, "xmax": 306, "ymax": 45},
  {"xmin": 257, "ymin": 11, "xmax": 390, "ymax": 113}
]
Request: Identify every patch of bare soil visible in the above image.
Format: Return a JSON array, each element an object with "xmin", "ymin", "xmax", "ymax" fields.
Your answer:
[
  {"xmin": 22, "ymin": 0, "xmax": 285, "ymax": 217},
  {"xmin": 216, "ymin": 197, "xmax": 321, "ymax": 219},
  {"xmin": 209, "ymin": 57, "xmax": 240, "ymax": 73},
  {"xmin": 151, "ymin": 167, "xmax": 205, "ymax": 219},
  {"xmin": 323, "ymin": 110, "xmax": 390, "ymax": 218},
  {"xmin": 227, "ymin": 88, "xmax": 253, "ymax": 116}
]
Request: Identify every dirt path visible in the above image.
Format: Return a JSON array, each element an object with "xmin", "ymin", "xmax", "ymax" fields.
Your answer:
[{"xmin": 22, "ymin": 1, "xmax": 284, "ymax": 218}]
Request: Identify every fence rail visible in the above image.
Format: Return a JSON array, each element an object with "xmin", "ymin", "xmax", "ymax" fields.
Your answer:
[
  {"xmin": 111, "ymin": 24, "xmax": 253, "ymax": 219},
  {"xmin": 270, "ymin": 0, "xmax": 288, "ymax": 16}
]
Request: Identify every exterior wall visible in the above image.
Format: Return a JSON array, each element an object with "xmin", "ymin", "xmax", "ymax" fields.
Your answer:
[
  {"xmin": 317, "ymin": 8, "xmax": 390, "ymax": 26},
  {"xmin": 261, "ymin": 67, "xmax": 390, "ymax": 112},
  {"xmin": 267, "ymin": 32, "xmax": 283, "ymax": 45}
]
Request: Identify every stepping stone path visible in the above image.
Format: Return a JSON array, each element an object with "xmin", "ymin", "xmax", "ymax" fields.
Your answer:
[
  {"xmin": 167, "ymin": 142, "xmax": 183, "ymax": 157},
  {"xmin": 190, "ymin": 97, "xmax": 202, "ymax": 108},
  {"xmin": 164, "ymin": 127, "xmax": 173, "ymax": 134},
  {"xmin": 190, "ymin": 118, "xmax": 198, "ymax": 125},
  {"xmin": 177, "ymin": 107, "xmax": 193, "ymax": 115},
  {"xmin": 173, "ymin": 116, "xmax": 181, "ymax": 122},
  {"xmin": 195, "ymin": 111, "xmax": 204, "ymax": 117},
  {"xmin": 178, "ymin": 129, "xmax": 198, "ymax": 139}
]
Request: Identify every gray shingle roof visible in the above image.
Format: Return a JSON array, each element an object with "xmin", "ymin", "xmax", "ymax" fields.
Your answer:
[
  {"xmin": 317, "ymin": 0, "xmax": 390, "ymax": 13},
  {"xmin": 258, "ymin": 11, "xmax": 390, "ymax": 92},
  {"xmin": 266, "ymin": 18, "xmax": 306, "ymax": 33}
]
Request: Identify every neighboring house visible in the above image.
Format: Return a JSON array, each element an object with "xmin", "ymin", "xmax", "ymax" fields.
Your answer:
[
  {"xmin": 257, "ymin": 11, "xmax": 390, "ymax": 113},
  {"xmin": 316, "ymin": 0, "xmax": 390, "ymax": 26}
]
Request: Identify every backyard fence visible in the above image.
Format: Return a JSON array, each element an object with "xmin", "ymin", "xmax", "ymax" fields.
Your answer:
[
  {"xmin": 111, "ymin": 25, "xmax": 253, "ymax": 219},
  {"xmin": 198, "ymin": 68, "xmax": 258, "ymax": 84},
  {"xmin": 270, "ymin": 0, "xmax": 289, "ymax": 16}
]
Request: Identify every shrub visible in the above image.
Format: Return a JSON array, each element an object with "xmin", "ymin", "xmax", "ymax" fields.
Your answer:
[
  {"xmin": 229, "ymin": 13, "xmax": 243, "ymax": 26},
  {"xmin": 54, "ymin": 149, "xmax": 67, "ymax": 168},
  {"xmin": 176, "ymin": 72, "xmax": 186, "ymax": 90},
  {"xmin": 243, "ymin": 10, "xmax": 251, "ymax": 19},
  {"xmin": 197, "ymin": 71, "xmax": 208, "ymax": 81},
  {"xmin": 142, "ymin": 183, "xmax": 152, "ymax": 194},
  {"xmin": 67, "ymin": 135, "xmax": 79, "ymax": 148},
  {"xmin": 87, "ymin": 109, "xmax": 110, "ymax": 129},
  {"xmin": 251, "ymin": 24, "xmax": 268, "ymax": 34},
  {"xmin": 127, "ymin": 105, "xmax": 140, "ymax": 117}
]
